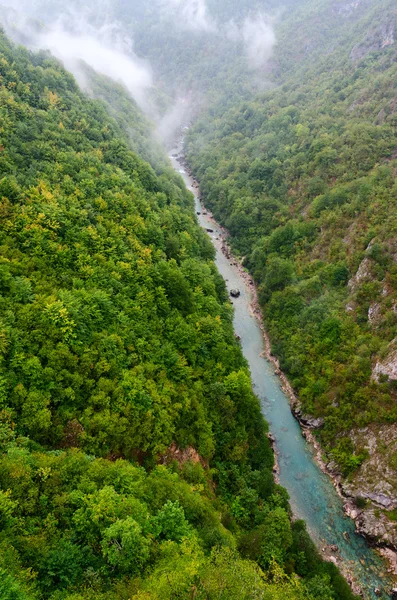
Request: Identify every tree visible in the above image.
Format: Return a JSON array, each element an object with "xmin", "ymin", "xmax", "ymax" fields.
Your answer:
[
  {"xmin": 152, "ymin": 500, "xmax": 192, "ymax": 542},
  {"xmin": 101, "ymin": 517, "xmax": 150, "ymax": 573}
]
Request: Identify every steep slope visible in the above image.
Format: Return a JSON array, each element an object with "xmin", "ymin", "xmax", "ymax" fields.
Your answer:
[
  {"xmin": 83, "ymin": 67, "xmax": 169, "ymax": 172},
  {"xmin": 186, "ymin": 0, "xmax": 397, "ymax": 543},
  {"xmin": 1, "ymin": 0, "xmax": 303, "ymax": 118},
  {"xmin": 0, "ymin": 32, "xmax": 356, "ymax": 600}
]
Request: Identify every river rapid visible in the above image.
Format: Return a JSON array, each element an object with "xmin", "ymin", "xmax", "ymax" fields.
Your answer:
[{"xmin": 169, "ymin": 140, "xmax": 394, "ymax": 599}]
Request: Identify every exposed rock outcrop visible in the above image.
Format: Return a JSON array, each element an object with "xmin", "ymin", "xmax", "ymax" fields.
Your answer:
[
  {"xmin": 333, "ymin": 0, "xmax": 363, "ymax": 17},
  {"xmin": 343, "ymin": 425, "xmax": 397, "ymax": 506},
  {"xmin": 293, "ymin": 408, "xmax": 325, "ymax": 429},
  {"xmin": 160, "ymin": 442, "xmax": 207, "ymax": 468},
  {"xmin": 373, "ymin": 339, "xmax": 397, "ymax": 381},
  {"xmin": 355, "ymin": 509, "xmax": 397, "ymax": 549},
  {"xmin": 348, "ymin": 256, "xmax": 374, "ymax": 291},
  {"xmin": 350, "ymin": 20, "xmax": 396, "ymax": 61},
  {"xmin": 338, "ymin": 424, "xmax": 397, "ymax": 559},
  {"xmin": 368, "ymin": 302, "xmax": 382, "ymax": 327}
]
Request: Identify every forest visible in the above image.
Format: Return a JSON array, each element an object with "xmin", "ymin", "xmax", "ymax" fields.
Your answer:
[
  {"xmin": 186, "ymin": 0, "xmax": 397, "ymax": 475},
  {"xmin": 0, "ymin": 27, "xmax": 357, "ymax": 600},
  {"xmin": 1, "ymin": 0, "xmax": 397, "ymax": 595}
]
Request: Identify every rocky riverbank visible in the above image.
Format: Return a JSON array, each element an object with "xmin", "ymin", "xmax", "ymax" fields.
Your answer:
[{"xmin": 174, "ymin": 149, "xmax": 397, "ymax": 593}]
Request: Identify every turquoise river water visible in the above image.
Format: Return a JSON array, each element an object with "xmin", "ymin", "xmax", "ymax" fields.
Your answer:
[{"xmin": 170, "ymin": 144, "xmax": 394, "ymax": 599}]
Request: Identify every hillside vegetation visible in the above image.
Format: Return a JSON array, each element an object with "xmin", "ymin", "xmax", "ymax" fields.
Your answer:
[
  {"xmin": 0, "ymin": 31, "xmax": 357, "ymax": 600},
  {"xmin": 186, "ymin": 0, "xmax": 397, "ymax": 478}
]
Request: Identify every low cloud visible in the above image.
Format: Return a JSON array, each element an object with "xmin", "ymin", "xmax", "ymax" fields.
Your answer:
[
  {"xmin": 37, "ymin": 23, "xmax": 153, "ymax": 109},
  {"xmin": 242, "ymin": 13, "xmax": 276, "ymax": 69},
  {"xmin": 0, "ymin": 4, "xmax": 154, "ymax": 111},
  {"xmin": 156, "ymin": 95, "xmax": 196, "ymax": 144},
  {"xmin": 225, "ymin": 12, "xmax": 276, "ymax": 70},
  {"xmin": 0, "ymin": 0, "xmax": 277, "ymax": 136},
  {"xmin": 158, "ymin": 0, "xmax": 216, "ymax": 32}
]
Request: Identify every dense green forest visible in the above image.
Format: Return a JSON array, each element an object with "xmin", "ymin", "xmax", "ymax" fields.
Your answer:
[
  {"xmin": 0, "ymin": 30, "xmax": 358, "ymax": 600},
  {"xmin": 186, "ymin": 0, "xmax": 397, "ymax": 474}
]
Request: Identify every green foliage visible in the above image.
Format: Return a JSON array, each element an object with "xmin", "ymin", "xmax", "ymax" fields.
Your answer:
[
  {"xmin": 41, "ymin": 540, "xmax": 88, "ymax": 591},
  {"xmin": 0, "ymin": 569, "xmax": 32, "ymax": 600},
  {"xmin": 0, "ymin": 28, "xmax": 280, "ymax": 600},
  {"xmin": 0, "ymin": 13, "xmax": 359, "ymax": 600},
  {"xmin": 258, "ymin": 508, "xmax": 293, "ymax": 567},
  {"xmin": 101, "ymin": 517, "xmax": 151, "ymax": 573},
  {"xmin": 186, "ymin": 0, "xmax": 397, "ymax": 463},
  {"xmin": 264, "ymin": 257, "xmax": 295, "ymax": 293},
  {"xmin": 152, "ymin": 500, "xmax": 192, "ymax": 542}
]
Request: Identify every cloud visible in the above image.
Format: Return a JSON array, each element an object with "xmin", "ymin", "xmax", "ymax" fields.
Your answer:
[
  {"xmin": 242, "ymin": 13, "xmax": 276, "ymax": 69},
  {"xmin": 224, "ymin": 12, "xmax": 276, "ymax": 70},
  {"xmin": 0, "ymin": 3, "xmax": 154, "ymax": 111},
  {"xmin": 155, "ymin": 1, "xmax": 276, "ymax": 69},
  {"xmin": 242, "ymin": 14, "xmax": 276, "ymax": 69},
  {"xmin": 158, "ymin": 0, "xmax": 216, "ymax": 32},
  {"xmin": 37, "ymin": 23, "xmax": 153, "ymax": 109},
  {"xmin": 156, "ymin": 95, "xmax": 196, "ymax": 143},
  {"xmin": 0, "ymin": 0, "xmax": 277, "ymax": 129}
]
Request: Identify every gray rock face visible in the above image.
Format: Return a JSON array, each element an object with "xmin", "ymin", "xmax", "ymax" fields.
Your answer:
[
  {"xmin": 301, "ymin": 415, "xmax": 325, "ymax": 429},
  {"xmin": 326, "ymin": 460, "xmax": 341, "ymax": 475},
  {"xmin": 350, "ymin": 21, "xmax": 396, "ymax": 61},
  {"xmin": 368, "ymin": 302, "xmax": 382, "ymax": 327},
  {"xmin": 293, "ymin": 408, "xmax": 324, "ymax": 429},
  {"xmin": 363, "ymin": 493, "xmax": 397, "ymax": 510},
  {"xmin": 373, "ymin": 339, "xmax": 397, "ymax": 381},
  {"xmin": 344, "ymin": 500, "xmax": 362, "ymax": 521},
  {"xmin": 342, "ymin": 425, "xmax": 397, "ymax": 510},
  {"xmin": 337, "ymin": 424, "xmax": 397, "ymax": 559},
  {"xmin": 333, "ymin": 0, "xmax": 362, "ymax": 17},
  {"xmin": 348, "ymin": 257, "xmax": 374, "ymax": 291},
  {"xmin": 355, "ymin": 509, "xmax": 397, "ymax": 549}
]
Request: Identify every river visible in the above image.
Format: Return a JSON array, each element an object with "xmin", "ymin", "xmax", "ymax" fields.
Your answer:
[{"xmin": 170, "ymin": 141, "xmax": 393, "ymax": 599}]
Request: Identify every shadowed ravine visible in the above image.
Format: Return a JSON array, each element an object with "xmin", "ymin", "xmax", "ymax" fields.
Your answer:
[{"xmin": 170, "ymin": 140, "xmax": 393, "ymax": 600}]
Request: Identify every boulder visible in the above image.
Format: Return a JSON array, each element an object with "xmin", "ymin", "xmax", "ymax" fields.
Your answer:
[
  {"xmin": 365, "ymin": 493, "xmax": 397, "ymax": 509},
  {"xmin": 300, "ymin": 414, "xmax": 325, "ymax": 429},
  {"xmin": 355, "ymin": 509, "xmax": 397, "ymax": 549},
  {"xmin": 230, "ymin": 289, "xmax": 240, "ymax": 298},
  {"xmin": 326, "ymin": 460, "xmax": 341, "ymax": 475}
]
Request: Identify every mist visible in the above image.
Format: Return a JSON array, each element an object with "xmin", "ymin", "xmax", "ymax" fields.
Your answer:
[
  {"xmin": 242, "ymin": 13, "xmax": 276, "ymax": 69},
  {"xmin": 0, "ymin": 0, "xmax": 279, "ymax": 142},
  {"xmin": 37, "ymin": 23, "xmax": 153, "ymax": 109},
  {"xmin": 159, "ymin": 0, "xmax": 216, "ymax": 32},
  {"xmin": 157, "ymin": 0, "xmax": 277, "ymax": 68},
  {"xmin": 0, "ymin": 3, "xmax": 155, "ymax": 112}
]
